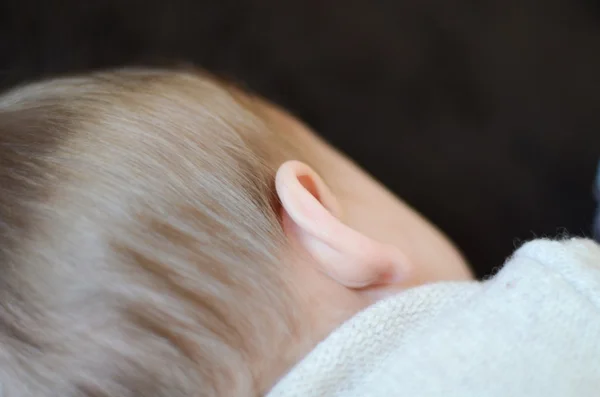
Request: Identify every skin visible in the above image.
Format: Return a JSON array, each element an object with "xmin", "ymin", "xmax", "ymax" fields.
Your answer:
[
  {"xmin": 249, "ymin": 96, "xmax": 474, "ymax": 391},
  {"xmin": 261, "ymin": 100, "xmax": 473, "ymax": 286}
]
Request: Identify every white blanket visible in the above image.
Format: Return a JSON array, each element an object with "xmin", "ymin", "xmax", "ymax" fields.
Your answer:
[{"xmin": 268, "ymin": 238, "xmax": 600, "ymax": 397}]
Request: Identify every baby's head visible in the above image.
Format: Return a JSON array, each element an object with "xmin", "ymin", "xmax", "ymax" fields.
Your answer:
[{"xmin": 0, "ymin": 69, "xmax": 471, "ymax": 396}]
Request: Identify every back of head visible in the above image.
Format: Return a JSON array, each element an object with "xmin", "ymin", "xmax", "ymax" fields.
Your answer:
[{"xmin": 0, "ymin": 69, "xmax": 300, "ymax": 396}]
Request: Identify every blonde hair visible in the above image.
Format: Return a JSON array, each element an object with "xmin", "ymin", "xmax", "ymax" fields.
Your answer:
[{"xmin": 0, "ymin": 69, "xmax": 303, "ymax": 396}]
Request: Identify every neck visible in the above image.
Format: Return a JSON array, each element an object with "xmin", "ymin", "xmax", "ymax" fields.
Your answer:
[
  {"xmin": 259, "ymin": 288, "xmax": 368, "ymax": 393},
  {"xmin": 255, "ymin": 326, "xmax": 316, "ymax": 394}
]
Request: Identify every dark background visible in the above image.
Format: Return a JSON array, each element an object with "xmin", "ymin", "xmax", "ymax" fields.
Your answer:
[{"xmin": 2, "ymin": 0, "xmax": 599, "ymax": 277}]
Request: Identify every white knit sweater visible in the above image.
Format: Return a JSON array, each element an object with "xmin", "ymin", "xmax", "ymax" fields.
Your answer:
[{"xmin": 268, "ymin": 238, "xmax": 600, "ymax": 397}]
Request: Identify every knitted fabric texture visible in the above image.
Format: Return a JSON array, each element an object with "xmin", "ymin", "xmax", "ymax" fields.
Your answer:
[{"xmin": 268, "ymin": 238, "xmax": 600, "ymax": 397}]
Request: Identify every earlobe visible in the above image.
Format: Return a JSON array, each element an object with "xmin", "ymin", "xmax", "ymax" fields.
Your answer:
[{"xmin": 275, "ymin": 161, "xmax": 410, "ymax": 289}]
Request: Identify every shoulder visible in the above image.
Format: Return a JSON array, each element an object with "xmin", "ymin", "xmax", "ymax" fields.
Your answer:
[{"xmin": 500, "ymin": 238, "xmax": 600, "ymax": 311}]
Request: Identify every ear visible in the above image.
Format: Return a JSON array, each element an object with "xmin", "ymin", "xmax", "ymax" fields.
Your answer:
[{"xmin": 275, "ymin": 161, "xmax": 409, "ymax": 289}]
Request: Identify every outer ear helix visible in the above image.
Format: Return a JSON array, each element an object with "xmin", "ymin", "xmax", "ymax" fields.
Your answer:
[
  {"xmin": 275, "ymin": 161, "xmax": 409, "ymax": 289},
  {"xmin": 277, "ymin": 161, "xmax": 341, "ymax": 216}
]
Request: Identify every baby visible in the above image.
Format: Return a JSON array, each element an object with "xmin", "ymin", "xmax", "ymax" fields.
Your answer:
[{"xmin": 0, "ymin": 69, "xmax": 598, "ymax": 397}]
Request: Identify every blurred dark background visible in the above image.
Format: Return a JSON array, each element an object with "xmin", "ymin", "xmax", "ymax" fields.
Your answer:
[{"xmin": 1, "ymin": 0, "xmax": 599, "ymax": 277}]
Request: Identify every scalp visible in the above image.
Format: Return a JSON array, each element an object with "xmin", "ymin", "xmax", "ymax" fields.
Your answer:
[{"xmin": 0, "ymin": 69, "xmax": 300, "ymax": 396}]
